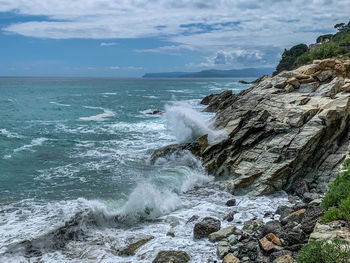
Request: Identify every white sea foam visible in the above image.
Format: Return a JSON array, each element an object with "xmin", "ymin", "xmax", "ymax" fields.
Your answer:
[
  {"xmin": 49, "ymin": 101, "xmax": 71, "ymax": 107},
  {"xmin": 13, "ymin": 138, "xmax": 48, "ymax": 152},
  {"xmin": 79, "ymin": 106, "xmax": 116, "ymax": 121},
  {"xmin": 165, "ymin": 101, "xmax": 227, "ymax": 144},
  {"xmin": 0, "ymin": 128, "xmax": 23, "ymax": 139},
  {"xmin": 142, "ymin": 95, "xmax": 159, "ymax": 99}
]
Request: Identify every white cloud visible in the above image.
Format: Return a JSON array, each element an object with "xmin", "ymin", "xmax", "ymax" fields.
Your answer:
[
  {"xmin": 1, "ymin": 0, "xmax": 350, "ymax": 67},
  {"xmin": 100, "ymin": 42, "xmax": 116, "ymax": 46},
  {"xmin": 108, "ymin": 66, "xmax": 120, "ymax": 70}
]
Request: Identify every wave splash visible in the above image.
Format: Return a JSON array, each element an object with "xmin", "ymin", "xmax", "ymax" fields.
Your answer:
[{"xmin": 165, "ymin": 101, "xmax": 227, "ymax": 144}]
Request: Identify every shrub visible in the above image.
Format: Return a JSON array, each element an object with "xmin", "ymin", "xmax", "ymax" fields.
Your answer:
[{"xmin": 297, "ymin": 239, "xmax": 350, "ymax": 263}]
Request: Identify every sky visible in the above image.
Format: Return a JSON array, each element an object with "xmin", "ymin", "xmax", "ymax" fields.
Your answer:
[{"xmin": 0, "ymin": 0, "xmax": 349, "ymax": 77}]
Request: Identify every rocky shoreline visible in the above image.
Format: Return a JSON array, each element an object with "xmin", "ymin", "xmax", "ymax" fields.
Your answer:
[{"xmin": 147, "ymin": 58, "xmax": 350, "ymax": 262}]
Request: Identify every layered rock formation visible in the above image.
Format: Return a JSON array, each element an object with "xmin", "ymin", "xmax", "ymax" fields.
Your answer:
[{"xmin": 152, "ymin": 58, "xmax": 350, "ymax": 196}]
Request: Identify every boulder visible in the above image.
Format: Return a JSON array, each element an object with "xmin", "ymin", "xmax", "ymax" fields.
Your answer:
[
  {"xmin": 223, "ymin": 253, "xmax": 240, "ymax": 263},
  {"xmin": 259, "ymin": 233, "xmax": 282, "ymax": 253},
  {"xmin": 152, "ymin": 250, "xmax": 190, "ymax": 263},
  {"xmin": 193, "ymin": 217, "xmax": 221, "ymax": 239},
  {"xmin": 263, "ymin": 220, "xmax": 283, "ymax": 236},
  {"xmin": 118, "ymin": 236, "xmax": 154, "ymax": 256},
  {"xmin": 275, "ymin": 206, "xmax": 293, "ymax": 220},
  {"xmin": 217, "ymin": 241, "xmax": 230, "ymax": 259},
  {"xmin": 209, "ymin": 226, "xmax": 236, "ymax": 242},
  {"xmin": 225, "ymin": 199, "xmax": 237, "ymax": 206}
]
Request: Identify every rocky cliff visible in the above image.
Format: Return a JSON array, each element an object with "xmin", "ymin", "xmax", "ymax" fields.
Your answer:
[{"xmin": 152, "ymin": 58, "xmax": 350, "ymax": 196}]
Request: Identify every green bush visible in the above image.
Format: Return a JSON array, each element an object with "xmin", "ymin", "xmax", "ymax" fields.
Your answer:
[
  {"xmin": 321, "ymin": 162, "xmax": 350, "ymax": 224},
  {"xmin": 297, "ymin": 239, "xmax": 350, "ymax": 263}
]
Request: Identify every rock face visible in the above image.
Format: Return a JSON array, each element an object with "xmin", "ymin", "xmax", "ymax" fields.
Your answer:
[
  {"xmin": 151, "ymin": 58, "xmax": 350, "ymax": 196},
  {"xmin": 152, "ymin": 250, "xmax": 190, "ymax": 263},
  {"xmin": 193, "ymin": 217, "xmax": 221, "ymax": 239}
]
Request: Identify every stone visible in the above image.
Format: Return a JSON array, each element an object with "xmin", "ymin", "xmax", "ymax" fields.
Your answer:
[
  {"xmin": 243, "ymin": 219, "xmax": 263, "ymax": 235},
  {"xmin": 118, "ymin": 236, "xmax": 154, "ymax": 256},
  {"xmin": 166, "ymin": 232, "xmax": 175, "ymax": 237},
  {"xmin": 224, "ymin": 211, "xmax": 237, "ymax": 222},
  {"xmin": 223, "ymin": 253, "xmax": 240, "ymax": 263},
  {"xmin": 292, "ymin": 180, "xmax": 309, "ymax": 198},
  {"xmin": 272, "ymin": 76, "xmax": 287, "ymax": 89},
  {"xmin": 309, "ymin": 221, "xmax": 350, "ymax": 243},
  {"xmin": 302, "ymin": 192, "xmax": 320, "ymax": 203},
  {"xmin": 217, "ymin": 241, "xmax": 230, "ymax": 259},
  {"xmin": 263, "ymin": 220, "xmax": 283, "ymax": 236},
  {"xmin": 259, "ymin": 233, "xmax": 282, "ymax": 253},
  {"xmin": 342, "ymin": 82, "xmax": 350, "ymax": 92},
  {"xmin": 152, "ymin": 250, "xmax": 190, "ymax": 263},
  {"xmin": 281, "ymin": 209, "xmax": 306, "ymax": 225},
  {"xmin": 225, "ymin": 199, "xmax": 237, "ymax": 206},
  {"xmin": 272, "ymin": 254, "xmax": 294, "ymax": 263},
  {"xmin": 209, "ymin": 226, "xmax": 236, "ymax": 242},
  {"xmin": 275, "ymin": 206, "xmax": 293, "ymax": 220},
  {"xmin": 193, "ymin": 217, "xmax": 221, "ymax": 239},
  {"xmin": 186, "ymin": 215, "xmax": 199, "ymax": 224}
]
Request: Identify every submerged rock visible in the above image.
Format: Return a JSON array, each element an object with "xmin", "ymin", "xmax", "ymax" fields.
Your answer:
[
  {"xmin": 193, "ymin": 217, "xmax": 221, "ymax": 239},
  {"xmin": 225, "ymin": 199, "xmax": 237, "ymax": 207},
  {"xmin": 152, "ymin": 250, "xmax": 190, "ymax": 263},
  {"xmin": 118, "ymin": 236, "xmax": 154, "ymax": 256}
]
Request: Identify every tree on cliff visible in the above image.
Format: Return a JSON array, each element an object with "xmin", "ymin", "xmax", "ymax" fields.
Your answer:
[{"xmin": 273, "ymin": 44, "xmax": 308, "ymax": 75}]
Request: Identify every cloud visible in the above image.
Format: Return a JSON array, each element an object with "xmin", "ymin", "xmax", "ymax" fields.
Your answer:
[
  {"xmin": 1, "ymin": 0, "xmax": 350, "ymax": 68},
  {"xmin": 107, "ymin": 66, "xmax": 143, "ymax": 70},
  {"xmin": 108, "ymin": 66, "xmax": 120, "ymax": 70},
  {"xmin": 100, "ymin": 42, "xmax": 116, "ymax": 46}
]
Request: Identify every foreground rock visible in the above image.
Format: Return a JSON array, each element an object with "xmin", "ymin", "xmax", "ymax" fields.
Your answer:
[
  {"xmin": 152, "ymin": 58, "xmax": 350, "ymax": 196},
  {"xmin": 118, "ymin": 236, "xmax": 154, "ymax": 256},
  {"xmin": 193, "ymin": 217, "xmax": 221, "ymax": 239},
  {"xmin": 152, "ymin": 250, "xmax": 190, "ymax": 263},
  {"xmin": 209, "ymin": 226, "xmax": 236, "ymax": 242}
]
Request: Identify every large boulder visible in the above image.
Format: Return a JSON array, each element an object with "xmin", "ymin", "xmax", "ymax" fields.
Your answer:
[{"xmin": 193, "ymin": 217, "xmax": 221, "ymax": 239}]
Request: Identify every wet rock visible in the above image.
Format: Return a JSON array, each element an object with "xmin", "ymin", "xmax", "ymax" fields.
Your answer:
[
  {"xmin": 186, "ymin": 215, "xmax": 199, "ymax": 224},
  {"xmin": 146, "ymin": 110, "xmax": 164, "ymax": 115},
  {"xmin": 259, "ymin": 233, "xmax": 282, "ymax": 253},
  {"xmin": 217, "ymin": 241, "xmax": 230, "ymax": 259},
  {"xmin": 166, "ymin": 232, "xmax": 175, "ymax": 237},
  {"xmin": 275, "ymin": 206, "xmax": 293, "ymax": 220},
  {"xmin": 225, "ymin": 199, "xmax": 237, "ymax": 207},
  {"xmin": 194, "ymin": 217, "xmax": 221, "ymax": 239},
  {"xmin": 118, "ymin": 236, "xmax": 154, "ymax": 256},
  {"xmin": 224, "ymin": 211, "xmax": 237, "ymax": 222},
  {"xmin": 152, "ymin": 250, "xmax": 190, "ymax": 263},
  {"xmin": 209, "ymin": 226, "xmax": 236, "ymax": 242},
  {"xmin": 223, "ymin": 253, "xmax": 240, "ymax": 263}
]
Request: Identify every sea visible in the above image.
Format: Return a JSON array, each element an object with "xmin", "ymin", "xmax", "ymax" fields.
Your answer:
[{"xmin": 0, "ymin": 77, "xmax": 290, "ymax": 262}]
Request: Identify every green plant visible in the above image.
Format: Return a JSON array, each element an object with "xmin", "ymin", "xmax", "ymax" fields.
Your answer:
[{"xmin": 297, "ymin": 239, "xmax": 350, "ymax": 263}]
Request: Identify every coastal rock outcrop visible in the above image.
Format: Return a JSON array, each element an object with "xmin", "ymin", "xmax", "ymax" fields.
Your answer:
[{"xmin": 152, "ymin": 58, "xmax": 350, "ymax": 196}]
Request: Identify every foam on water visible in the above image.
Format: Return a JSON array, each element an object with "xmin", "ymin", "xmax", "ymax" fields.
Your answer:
[
  {"xmin": 165, "ymin": 101, "xmax": 227, "ymax": 144},
  {"xmin": 79, "ymin": 106, "xmax": 116, "ymax": 121},
  {"xmin": 49, "ymin": 101, "xmax": 71, "ymax": 107},
  {"xmin": 0, "ymin": 129, "xmax": 23, "ymax": 139},
  {"xmin": 13, "ymin": 137, "xmax": 48, "ymax": 153}
]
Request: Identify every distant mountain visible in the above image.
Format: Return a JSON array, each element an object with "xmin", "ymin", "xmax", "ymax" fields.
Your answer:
[{"xmin": 142, "ymin": 68, "xmax": 274, "ymax": 78}]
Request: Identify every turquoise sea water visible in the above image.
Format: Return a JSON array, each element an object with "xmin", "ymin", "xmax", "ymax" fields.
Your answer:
[{"xmin": 0, "ymin": 77, "xmax": 290, "ymax": 262}]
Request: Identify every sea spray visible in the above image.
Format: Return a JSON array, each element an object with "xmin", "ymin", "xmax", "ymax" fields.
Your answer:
[{"xmin": 164, "ymin": 101, "xmax": 227, "ymax": 144}]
